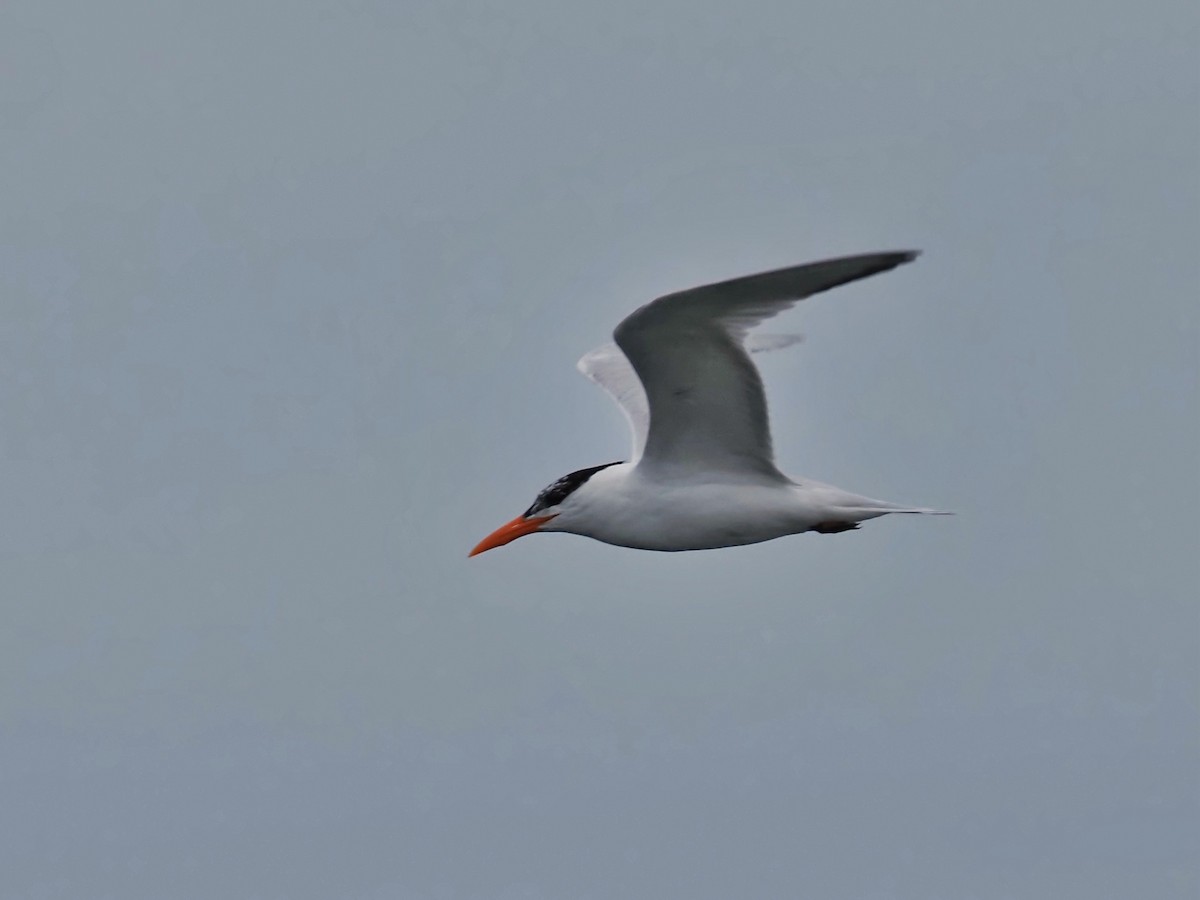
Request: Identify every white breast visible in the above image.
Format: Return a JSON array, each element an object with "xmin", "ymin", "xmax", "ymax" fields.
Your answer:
[{"xmin": 546, "ymin": 464, "xmax": 826, "ymax": 551}]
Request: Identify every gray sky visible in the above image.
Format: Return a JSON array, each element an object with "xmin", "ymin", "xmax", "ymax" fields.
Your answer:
[{"xmin": 2, "ymin": 1, "xmax": 1197, "ymax": 897}]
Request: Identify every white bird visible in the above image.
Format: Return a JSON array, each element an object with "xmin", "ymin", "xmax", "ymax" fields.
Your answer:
[{"xmin": 470, "ymin": 251, "xmax": 947, "ymax": 556}]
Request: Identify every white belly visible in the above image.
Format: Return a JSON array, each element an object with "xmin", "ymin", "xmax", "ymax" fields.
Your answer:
[
  {"xmin": 544, "ymin": 463, "xmax": 906, "ymax": 551},
  {"xmin": 554, "ymin": 467, "xmax": 830, "ymax": 551}
]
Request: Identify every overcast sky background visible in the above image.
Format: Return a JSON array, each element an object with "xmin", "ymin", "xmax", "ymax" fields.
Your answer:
[{"xmin": 2, "ymin": 1, "xmax": 1197, "ymax": 897}]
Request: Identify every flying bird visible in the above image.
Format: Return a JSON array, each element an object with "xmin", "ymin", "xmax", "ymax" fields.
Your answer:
[{"xmin": 470, "ymin": 251, "xmax": 947, "ymax": 556}]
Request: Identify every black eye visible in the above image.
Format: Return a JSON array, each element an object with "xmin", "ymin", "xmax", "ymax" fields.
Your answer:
[{"xmin": 523, "ymin": 461, "xmax": 622, "ymax": 517}]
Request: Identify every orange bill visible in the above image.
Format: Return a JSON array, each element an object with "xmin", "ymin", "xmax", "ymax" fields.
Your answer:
[{"xmin": 469, "ymin": 514, "xmax": 557, "ymax": 557}]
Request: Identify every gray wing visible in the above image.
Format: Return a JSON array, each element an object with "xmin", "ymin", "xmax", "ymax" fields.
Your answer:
[
  {"xmin": 611, "ymin": 251, "xmax": 920, "ymax": 477},
  {"xmin": 578, "ymin": 334, "xmax": 804, "ymax": 462}
]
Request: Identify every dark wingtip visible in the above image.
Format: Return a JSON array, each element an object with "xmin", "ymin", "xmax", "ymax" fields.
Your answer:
[
  {"xmin": 866, "ymin": 249, "xmax": 922, "ymax": 278},
  {"xmin": 844, "ymin": 249, "xmax": 922, "ymax": 285}
]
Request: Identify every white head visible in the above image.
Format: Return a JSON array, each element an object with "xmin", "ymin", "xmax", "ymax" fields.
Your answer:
[{"xmin": 469, "ymin": 461, "xmax": 622, "ymax": 556}]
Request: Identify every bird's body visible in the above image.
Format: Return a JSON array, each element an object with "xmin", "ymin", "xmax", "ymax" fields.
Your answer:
[
  {"xmin": 543, "ymin": 463, "xmax": 921, "ymax": 552},
  {"xmin": 470, "ymin": 250, "xmax": 947, "ymax": 556}
]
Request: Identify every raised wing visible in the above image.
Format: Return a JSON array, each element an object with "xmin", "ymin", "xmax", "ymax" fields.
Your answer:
[
  {"xmin": 612, "ymin": 251, "xmax": 919, "ymax": 478},
  {"xmin": 578, "ymin": 334, "xmax": 803, "ymax": 462},
  {"xmin": 576, "ymin": 343, "xmax": 648, "ymax": 461}
]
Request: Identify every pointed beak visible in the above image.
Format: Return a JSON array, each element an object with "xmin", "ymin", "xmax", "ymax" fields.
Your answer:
[{"xmin": 469, "ymin": 514, "xmax": 557, "ymax": 557}]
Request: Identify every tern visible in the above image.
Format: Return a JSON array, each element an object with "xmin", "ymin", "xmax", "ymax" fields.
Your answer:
[{"xmin": 470, "ymin": 250, "xmax": 947, "ymax": 556}]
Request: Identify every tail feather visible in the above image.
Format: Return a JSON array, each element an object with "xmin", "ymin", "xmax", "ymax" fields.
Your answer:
[
  {"xmin": 799, "ymin": 483, "xmax": 953, "ymax": 524},
  {"xmin": 839, "ymin": 505, "xmax": 954, "ymax": 524}
]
